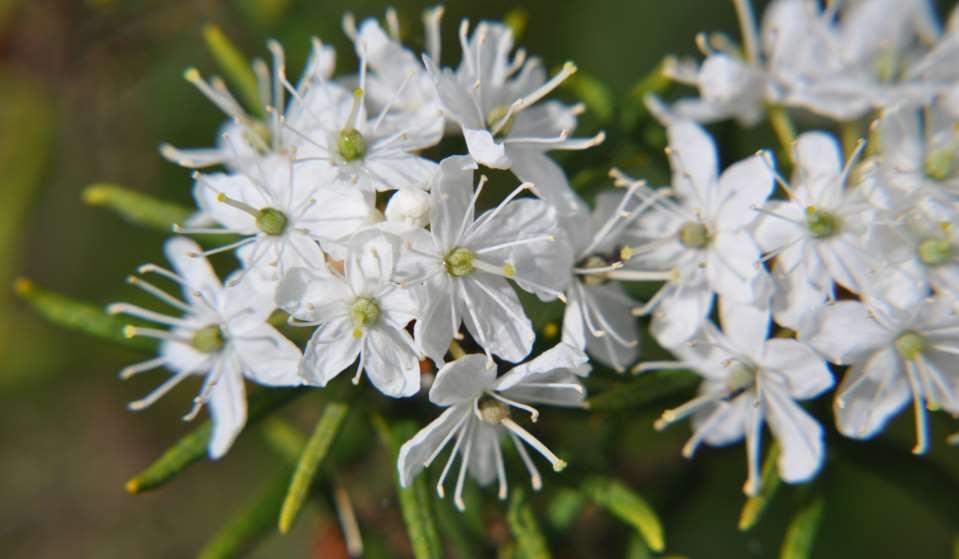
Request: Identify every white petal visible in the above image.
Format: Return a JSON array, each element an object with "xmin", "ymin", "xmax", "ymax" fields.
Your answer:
[
  {"xmin": 301, "ymin": 319, "xmax": 361, "ymax": 387},
  {"xmin": 233, "ymin": 324, "xmax": 303, "ymax": 386},
  {"xmin": 346, "ymin": 230, "xmax": 400, "ymax": 294},
  {"xmin": 762, "ymin": 339, "xmax": 834, "ymax": 399},
  {"xmin": 718, "ymin": 297, "xmax": 770, "ymax": 357},
  {"xmin": 397, "ymin": 405, "xmax": 471, "ymax": 487},
  {"xmin": 794, "ymin": 132, "xmax": 842, "ymax": 200},
  {"xmin": 208, "ymin": 364, "xmax": 247, "ymax": 459},
  {"xmin": 463, "ymin": 128, "xmax": 510, "ymax": 169},
  {"xmin": 364, "ymin": 152, "xmax": 438, "ymax": 191},
  {"xmin": 716, "ymin": 154, "xmax": 774, "ymax": 230},
  {"xmin": 707, "ymin": 231, "xmax": 768, "ymax": 304},
  {"xmin": 413, "ymin": 281, "xmax": 456, "ymax": 366},
  {"xmin": 467, "ymin": 422, "xmax": 500, "ymax": 487},
  {"xmin": 834, "ymin": 347, "xmax": 910, "ymax": 439},
  {"xmin": 665, "ymin": 120, "xmax": 718, "ymax": 205},
  {"xmin": 459, "ymin": 276, "xmax": 534, "ymax": 363},
  {"xmin": 429, "ymin": 354, "xmax": 496, "ymax": 405},
  {"xmin": 651, "ymin": 286, "xmax": 713, "ymax": 348},
  {"xmin": 430, "ymin": 155, "xmax": 479, "ymax": 248},
  {"xmin": 764, "ymin": 386, "xmax": 825, "ymax": 483},
  {"xmin": 164, "ymin": 236, "xmax": 223, "ymax": 301},
  {"xmin": 494, "ymin": 343, "xmax": 589, "ymax": 391},
  {"xmin": 508, "ymin": 149, "xmax": 588, "ymax": 217},
  {"xmin": 364, "ymin": 328, "xmax": 421, "ymax": 398},
  {"xmin": 802, "ymin": 300, "xmax": 889, "ymax": 365},
  {"xmin": 161, "ymin": 339, "xmax": 209, "ymax": 374},
  {"xmin": 193, "ymin": 173, "xmax": 261, "ymax": 234}
]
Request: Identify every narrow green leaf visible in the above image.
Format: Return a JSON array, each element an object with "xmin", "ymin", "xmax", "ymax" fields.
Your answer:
[
  {"xmin": 563, "ymin": 71, "xmax": 615, "ymax": 122},
  {"xmin": 507, "ymin": 489, "xmax": 551, "ymax": 559},
  {"xmin": 434, "ymin": 501, "xmax": 479, "ymax": 559},
  {"xmin": 953, "ymin": 535, "xmax": 959, "ymax": 559},
  {"xmin": 625, "ymin": 533, "xmax": 653, "ymax": 559},
  {"xmin": 739, "ymin": 441, "xmax": 782, "ymax": 531},
  {"xmin": 202, "ymin": 24, "xmax": 263, "ymax": 117},
  {"xmin": 278, "ymin": 400, "xmax": 350, "ymax": 534},
  {"xmin": 372, "ymin": 416, "xmax": 443, "ymax": 559},
  {"xmin": 14, "ymin": 277, "xmax": 156, "ymax": 352},
  {"xmin": 83, "ymin": 184, "xmax": 192, "ymax": 232},
  {"xmin": 780, "ymin": 498, "xmax": 825, "ymax": 559},
  {"xmin": 197, "ymin": 467, "xmax": 293, "ymax": 559},
  {"xmin": 586, "ymin": 370, "xmax": 698, "ymax": 412},
  {"xmin": 582, "ymin": 477, "xmax": 664, "ymax": 552},
  {"xmin": 126, "ymin": 387, "xmax": 302, "ymax": 493}
]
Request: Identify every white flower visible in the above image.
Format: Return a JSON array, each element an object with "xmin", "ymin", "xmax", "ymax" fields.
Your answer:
[
  {"xmin": 804, "ymin": 294, "xmax": 959, "ymax": 454},
  {"xmin": 161, "ymin": 39, "xmax": 336, "ymax": 170},
  {"xmin": 276, "ymin": 231, "xmax": 422, "ymax": 397},
  {"xmin": 290, "ymin": 63, "xmax": 441, "ymax": 194},
  {"xmin": 615, "ymin": 113, "xmax": 774, "ymax": 347},
  {"xmin": 385, "ymin": 188, "xmax": 432, "ymax": 228},
  {"xmin": 753, "ymin": 131, "xmax": 881, "ymax": 331},
  {"xmin": 342, "ymin": 7, "xmax": 445, "ymax": 125},
  {"xmin": 109, "ymin": 237, "xmax": 302, "ymax": 458},
  {"xmin": 878, "ymin": 103, "xmax": 959, "ymax": 211},
  {"xmin": 560, "ymin": 185, "xmax": 663, "ymax": 372},
  {"xmin": 426, "ymin": 20, "xmax": 603, "ymax": 215},
  {"xmin": 187, "ymin": 155, "xmax": 373, "ymax": 280},
  {"xmin": 399, "ymin": 156, "xmax": 573, "ymax": 364},
  {"xmin": 639, "ymin": 300, "xmax": 833, "ymax": 496},
  {"xmin": 397, "ymin": 344, "xmax": 589, "ymax": 510}
]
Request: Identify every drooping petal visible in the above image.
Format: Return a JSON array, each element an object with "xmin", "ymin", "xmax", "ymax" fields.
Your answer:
[
  {"xmin": 467, "ymin": 422, "xmax": 500, "ymax": 487},
  {"xmin": 463, "ymin": 128, "xmax": 510, "ymax": 169},
  {"xmin": 208, "ymin": 363, "xmax": 248, "ymax": 459},
  {"xmin": 398, "ymin": 405, "xmax": 472, "ymax": 487},
  {"xmin": 494, "ymin": 343, "xmax": 589, "ymax": 391},
  {"xmin": 764, "ymin": 385, "xmax": 825, "ymax": 484}
]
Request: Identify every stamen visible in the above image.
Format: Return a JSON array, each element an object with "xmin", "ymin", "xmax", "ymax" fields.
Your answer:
[
  {"xmin": 107, "ymin": 303, "xmax": 186, "ymax": 328},
  {"xmin": 453, "ymin": 421, "xmax": 474, "ymax": 511},
  {"xmin": 423, "ymin": 7, "xmax": 444, "ymax": 64},
  {"xmin": 127, "ymin": 367, "xmax": 195, "ymax": 411},
  {"xmin": 216, "ymin": 192, "xmax": 260, "ymax": 217},
  {"xmin": 488, "ymin": 391, "xmax": 540, "ymax": 422},
  {"xmin": 492, "ymin": 432, "xmax": 508, "ymax": 500},
  {"xmin": 630, "ymin": 361, "xmax": 693, "ymax": 375},
  {"xmin": 511, "ymin": 62, "xmax": 577, "ymax": 113},
  {"xmin": 475, "ymin": 234, "xmax": 554, "ymax": 255},
  {"xmin": 501, "ymin": 418, "xmax": 567, "ymax": 472},
  {"xmin": 654, "ymin": 392, "xmax": 726, "ymax": 430},
  {"xmin": 509, "ymin": 430, "xmax": 543, "ymax": 490},
  {"xmin": 118, "ymin": 356, "xmax": 167, "ymax": 380},
  {"xmin": 123, "ymin": 325, "xmax": 190, "ymax": 344},
  {"xmin": 424, "ymin": 412, "xmax": 471, "ymax": 467},
  {"xmin": 126, "ymin": 276, "xmax": 192, "ymax": 313},
  {"xmin": 903, "ymin": 361, "xmax": 930, "ymax": 455}
]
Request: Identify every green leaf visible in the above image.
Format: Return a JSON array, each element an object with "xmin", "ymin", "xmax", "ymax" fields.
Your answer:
[
  {"xmin": 739, "ymin": 441, "xmax": 782, "ymax": 531},
  {"xmin": 507, "ymin": 489, "xmax": 551, "ymax": 559},
  {"xmin": 434, "ymin": 500, "xmax": 480, "ymax": 559},
  {"xmin": 14, "ymin": 277, "xmax": 156, "ymax": 352},
  {"xmin": 260, "ymin": 417, "xmax": 308, "ymax": 464},
  {"xmin": 582, "ymin": 477, "xmax": 664, "ymax": 552},
  {"xmin": 563, "ymin": 71, "xmax": 615, "ymax": 123},
  {"xmin": 586, "ymin": 370, "xmax": 698, "ymax": 412},
  {"xmin": 547, "ymin": 487, "xmax": 584, "ymax": 529},
  {"xmin": 278, "ymin": 400, "xmax": 350, "ymax": 533},
  {"xmin": 83, "ymin": 183, "xmax": 192, "ymax": 232},
  {"xmin": 372, "ymin": 416, "xmax": 443, "ymax": 559},
  {"xmin": 780, "ymin": 498, "xmax": 825, "ymax": 559},
  {"xmin": 625, "ymin": 533, "xmax": 653, "ymax": 559},
  {"xmin": 202, "ymin": 24, "xmax": 263, "ymax": 116},
  {"xmin": 503, "ymin": 7, "xmax": 528, "ymax": 40},
  {"xmin": 197, "ymin": 467, "xmax": 293, "ymax": 559},
  {"xmin": 125, "ymin": 387, "xmax": 302, "ymax": 494}
]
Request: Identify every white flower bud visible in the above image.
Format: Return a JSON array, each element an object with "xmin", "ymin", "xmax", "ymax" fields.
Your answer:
[{"xmin": 385, "ymin": 189, "xmax": 431, "ymax": 228}]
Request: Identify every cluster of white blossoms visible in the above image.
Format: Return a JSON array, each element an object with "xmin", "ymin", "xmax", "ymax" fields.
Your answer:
[{"xmin": 108, "ymin": 0, "xmax": 959, "ymax": 511}]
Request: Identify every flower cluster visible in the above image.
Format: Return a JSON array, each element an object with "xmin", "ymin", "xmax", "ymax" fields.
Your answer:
[{"xmin": 109, "ymin": 0, "xmax": 959, "ymax": 514}]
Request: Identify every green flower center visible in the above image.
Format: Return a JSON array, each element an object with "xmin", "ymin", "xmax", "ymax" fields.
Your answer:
[
  {"xmin": 679, "ymin": 221, "xmax": 710, "ymax": 248},
  {"xmin": 925, "ymin": 148, "xmax": 954, "ymax": 181},
  {"xmin": 336, "ymin": 128, "xmax": 367, "ymax": 161},
  {"xmin": 349, "ymin": 297, "xmax": 380, "ymax": 337},
  {"xmin": 725, "ymin": 364, "xmax": 756, "ymax": 394},
  {"xmin": 918, "ymin": 237, "xmax": 952, "ymax": 267},
  {"xmin": 191, "ymin": 325, "xmax": 225, "ymax": 353},
  {"xmin": 255, "ymin": 207, "xmax": 288, "ymax": 236},
  {"xmin": 804, "ymin": 207, "xmax": 838, "ymax": 239},
  {"xmin": 580, "ymin": 255, "xmax": 611, "ymax": 286},
  {"xmin": 478, "ymin": 398, "xmax": 510, "ymax": 424},
  {"xmin": 444, "ymin": 247, "xmax": 476, "ymax": 277},
  {"xmin": 895, "ymin": 331, "xmax": 924, "ymax": 361},
  {"xmin": 486, "ymin": 104, "xmax": 515, "ymax": 137}
]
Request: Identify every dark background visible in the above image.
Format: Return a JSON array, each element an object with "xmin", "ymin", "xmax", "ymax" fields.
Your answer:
[{"xmin": 3, "ymin": 0, "xmax": 958, "ymax": 557}]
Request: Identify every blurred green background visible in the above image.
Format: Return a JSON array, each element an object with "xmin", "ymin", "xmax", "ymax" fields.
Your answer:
[{"xmin": 3, "ymin": 0, "xmax": 959, "ymax": 557}]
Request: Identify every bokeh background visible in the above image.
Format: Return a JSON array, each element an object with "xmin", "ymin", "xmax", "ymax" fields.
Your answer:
[{"xmin": 3, "ymin": 0, "xmax": 959, "ymax": 557}]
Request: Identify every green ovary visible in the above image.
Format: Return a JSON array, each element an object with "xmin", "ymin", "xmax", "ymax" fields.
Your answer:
[
  {"xmin": 918, "ymin": 237, "xmax": 951, "ymax": 266},
  {"xmin": 336, "ymin": 128, "xmax": 367, "ymax": 161},
  {"xmin": 679, "ymin": 221, "xmax": 710, "ymax": 248},
  {"xmin": 444, "ymin": 247, "xmax": 476, "ymax": 277},
  {"xmin": 255, "ymin": 207, "xmax": 288, "ymax": 236},
  {"xmin": 191, "ymin": 325, "xmax": 225, "ymax": 353},
  {"xmin": 349, "ymin": 297, "xmax": 380, "ymax": 336},
  {"xmin": 804, "ymin": 207, "xmax": 838, "ymax": 239},
  {"xmin": 895, "ymin": 331, "xmax": 924, "ymax": 361}
]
